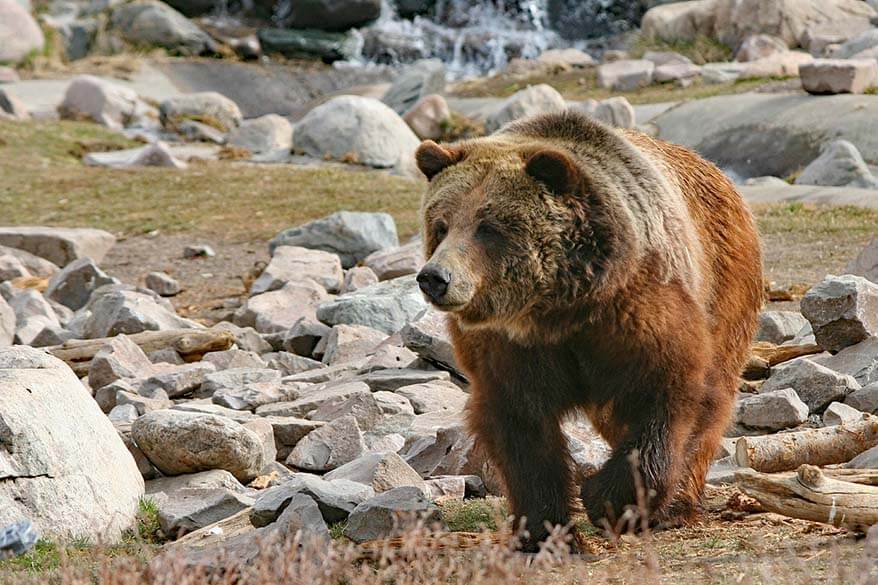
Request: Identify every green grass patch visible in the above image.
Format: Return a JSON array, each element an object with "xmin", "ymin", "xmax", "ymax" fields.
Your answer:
[
  {"xmin": 628, "ymin": 33, "xmax": 733, "ymax": 66},
  {"xmin": 754, "ymin": 203, "xmax": 878, "ymax": 238},
  {"xmin": 440, "ymin": 497, "xmax": 508, "ymax": 532}
]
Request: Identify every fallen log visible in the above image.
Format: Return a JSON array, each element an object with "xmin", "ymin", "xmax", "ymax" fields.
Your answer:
[
  {"xmin": 46, "ymin": 328, "xmax": 234, "ymax": 377},
  {"xmin": 736, "ymin": 465, "xmax": 878, "ymax": 528},
  {"xmin": 735, "ymin": 415, "xmax": 878, "ymax": 472},
  {"xmin": 750, "ymin": 341, "xmax": 823, "ymax": 368}
]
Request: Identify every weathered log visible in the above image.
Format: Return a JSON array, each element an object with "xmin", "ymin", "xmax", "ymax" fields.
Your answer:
[
  {"xmin": 823, "ymin": 468, "xmax": 878, "ymax": 486},
  {"xmin": 736, "ymin": 465, "xmax": 878, "ymax": 528},
  {"xmin": 46, "ymin": 328, "xmax": 234, "ymax": 377},
  {"xmin": 751, "ymin": 341, "xmax": 823, "ymax": 367},
  {"xmin": 735, "ymin": 415, "xmax": 878, "ymax": 472}
]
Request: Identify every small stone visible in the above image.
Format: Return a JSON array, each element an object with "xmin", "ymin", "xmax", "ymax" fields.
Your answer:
[
  {"xmin": 172, "ymin": 400, "xmax": 255, "ymax": 423},
  {"xmin": 394, "ymin": 381, "xmax": 468, "ymax": 415},
  {"xmin": 261, "ymin": 416, "xmax": 324, "ymax": 460},
  {"xmin": 597, "ymin": 60, "xmax": 655, "ymax": 91},
  {"xmin": 424, "ymin": 476, "xmax": 466, "ymax": 502},
  {"xmin": 116, "ymin": 389, "xmax": 173, "ymax": 415},
  {"xmin": 203, "ymin": 349, "xmax": 267, "ymax": 371},
  {"xmin": 360, "ymin": 343, "xmax": 418, "ymax": 372},
  {"xmin": 285, "ymin": 415, "xmax": 365, "ymax": 472},
  {"xmin": 735, "ymin": 388, "xmax": 809, "ymax": 430},
  {"xmin": 257, "ymin": 381, "xmax": 370, "ymax": 419},
  {"xmin": 400, "ymin": 309, "xmax": 460, "ymax": 376},
  {"xmin": 236, "ymin": 280, "xmax": 329, "ymax": 334},
  {"xmin": 324, "ymin": 451, "xmax": 426, "ymax": 494},
  {"xmin": 761, "ymin": 358, "xmax": 861, "ymax": 413},
  {"xmin": 801, "ymin": 275, "xmax": 878, "ymax": 353},
  {"xmin": 265, "ymin": 352, "xmax": 323, "ymax": 376},
  {"xmin": 203, "ymin": 368, "xmax": 289, "ymax": 411},
  {"xmin": 148, "ymin": 348, "xmax": 185, "ymax": 365},
  {"xmin": 373, "ymin": 391, "xmax": 415, "ymax": 415},
  {"xmin": 109, "ymin": 403, "xmax": 139, "ymax": 424},
  {"xmin": 145, "ymin": 272, "xmax": 182, "ymax": 297},
  {"xmin": 823, "ymin": 401, "xmax": 864, "ymax": 426},
  {"xmin": 252, "ymin": 246, "xmax": 343, "ymax": 295},
  {"xmin": 343, "ymin": 486, "xmax": 443, "ymax": 543},
  {"xmin": 183, "ymin": 244, "xmax": 215, "ymax": 258}
]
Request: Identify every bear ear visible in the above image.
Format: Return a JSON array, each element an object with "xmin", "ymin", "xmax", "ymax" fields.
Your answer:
[
  {"xmin": 524, "ymin": 149, "xmax": 580, "ymax": 196},
  {"xmin": 416, "ymin": 140, "xmax": 461, "ymax": 180}
]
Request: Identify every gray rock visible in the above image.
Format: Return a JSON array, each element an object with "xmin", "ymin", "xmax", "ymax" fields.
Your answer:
[
  {"xmin": 183, "ymin": 244, "xmax": 215, "ymax": 258},
  {"xmin": 145, "ymin": 272, "xmax": 181, "ymax": 297},
  {"xmin": 261, "ymin": 416, "xmax": 324, "ymax": 460},
  {"xmin": 801, "ymin": 274, "xmax": 878, "ymax": 352},
  {"xmin": 342, "ymin": 266, "xmax": 379, "ymax": 293},
  {"xmin": 373, "ymin": 390, "xmax": 415, "ymax": 415},
  {"xmin": 111, "ymin": 0, "xmax": 215, "ymax": 56},
  {"xmin": 846, "ymin": 444, "xmax": 878, "ymax": 468},
  {"xmin": 846, "ymin": 382, "xmax": 878, "ymax": 413},
  {"xmin": 175, "ymin": 119, "xmax": 226, "ymax": 144},
  {"xmin": 819, "ymin": 337, "xmax": 878, "ymax": 385},
  {"xmin": 395, "ymin": 381, "xmax": 468, "ymax": 414},
  {"xmin": 382, "ymin": 59, "xmax": 446, "ymax": 115},
  {"xmin": 317, "ymin": 275, "xmax": 427, "ymax": 335},
  {"xmin": 400, "ymin": 409, "xmax": 480, "ymax": 478},
  {"xmin": 0, "ymin": 88, "xmax": 29, "ymax": 120},
  {"xmin": 252, "ymin": 474, "xmax": 374, "ymax": 525},
  {"xmin": 0, "ymin": 347, "xmax": 144, "ymax": 542},
  {"xmin": 159, "ymin": 92, "xmax": 241, "ymax": 132},
  {"xmin": 281, "ymin": 360, "xmax": 363, "ymax": 385},
  {"xmin": 282, "ymin": 317, "xmax": 330, "ymax": 357},
  {"xmin": 0, "ymin": 226, "xmax": 114, "ymax": 267},
  {"xmin": 89, "ymin": 334, "xmax": 154, "ymax": 391},
  {"xmin": 286, "ymin": 415, "xmax": 365, "ymax": 472},
  {"xmin": 272, "ymin": 493, "xmax": 330, "ymax": 543},
  {"xmin": 360, "ymin": 342, "xmax": 418, "ymax": 372},
  {"xmin": 0, "ymin": 254, "xmax": 30, "ymax": 282},
  {"xmin": 756, "ymin": 311, "xmax": 811, "ymax": 344},
  {"xmin": 108, "ymin": 403, "xmax": 139, "ymax": 424},
  {"xmin": 236, "ymin": 280, "xmax": 329, "ymax": 334},
  {"xmin": 589, "ymin": 96, "xmax": 636, "ymax": 129},
  {"xmin": 138, "ymin": 362, "xmax": 217, "ymax": 399},
  {"xmin": 324, "ymin": 451, "xmax": 425, "ymax": 493},
  {"xmin": 146, "ymin": 469, "xmax": 248, "ymax": 495},
  {"xmin": 485, "ymin": 84, "xmax": 566, "ymax": 134},
  {"xmin": 402, "ymin": 94, "xmax": 451, "ymax": 141},
  {"xmin": 257, "ymin": 27, "xmax": 358, "ymax": 62},
  {"xmin": 0, "ymin": 0, "xmax": 44, "ymax": 65},
  {"xmin": 210, "ymin": 322, "xmax": 271, "ymax": 355},
  {"xmin": 321, "ymin": 324, "xmax": 386, "ymax": 365},
  {"xmin": 701, "ymin": 61, "xmax": 749, "ymax": 84},
  {"xmin": 424, "ymin": 476, "xmax": 465, "ymax": 501},
  {"xmin": 343, "ymin": 486, "xmax": 443, "ymax": 543},
  {"xmin": 310, "ymin": 391, "xmax": 384, "ymax": 430},
  {"xmin": 0, "ymin": 296, "xmax": 13, "ymax": 346},
  {"xmin": 84, "ymin": 142, "xmax": 188, "ymax": 169},
  {"xmin": 242, "ymin": 418, "xmax": 277, "ymax": 471},
  {"xmin": 132, "ymin": 410, "xmax": 266, "ymax": 482},
  {"xmin": 358, "ymin": 367, "xmax": 451, "ymax": 392},
  {"xmin": 294, "ymin": 95, "xmax": 420, "ymax": 174},
  {"xmin": 74, "ymin": 286, "xmax": 199, "ymax": 339},
  {"xmin": 400, "ymin": 309, "xmax": 460, "ymax": 376},
  {"xmin": 269, "ymin": 211, "xmax": 398, "ymax": 269},
  {"xmin": 279, "ymin": 0, "xmax": 381, "ymax": 32},
  {"xmin": 800, "ymin": 58, "xmax": 878, "ymax": 95},
  {"xmin": 823, "ymin": 401, "xmax": 864, "ymax": 426},
  {"xmin": 796, "ymin": 140, "xmax": 878, "ymax": 189},
  {"xmin": 203, "ymin": 349, "xmax": 267, "ymax": 371},
  {"xmin": 57, "ymin": 74, "xmax": 145, "ymax": 130},
  {"xmin": 363, "ymin": 240, "xmax": 423, "ymax": 281},
  {"xmin": 252, "ymin": 246, "xmax": 343, "ymax": 294},
  {"xmin": 205, "ymin": 368, "xmax": 291, "ymax": 411},
  {"xmin": 735, "ymin": 388, "xmax": 809, "ymax": 430},
  {"xmin": 227, "ymin": 114, "xmax": 293, "ymax": 155},
  {"xmin": 45, "ymin": 257, "xmax": 118, "ymax": 311},
  {"xmin": 154, "ymin": 487, "xmax": 254, "ymax": 538},
  {"xmin": 265, "ymin": 352, "xmax": 322, "ymax": 376},
  {"xmin": 597, "ymin": 59, "xmax": 655, "ymax": 91},
  {"xmin": 116, "ymin": 388, "xmax": 173, "ymax": 414},
  {"xmin": 735, "ymin": 34, "xmax": 789, "ymax": 62},
  {"xmin": 833, "ymin": 29, "xmax": 878, "ymax": 59},
  {"xmin": 171, "ymin": 400, "xmax": 255, "ymax": 423},
  {"xmin": 846, "ymin": 237, "xmax": 878, "ymax": 284},
  {"xmin": 761, "ymin": 358, "xmax": 861, "ymax": 412}
]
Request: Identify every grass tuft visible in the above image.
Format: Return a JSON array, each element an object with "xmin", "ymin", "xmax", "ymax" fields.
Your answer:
[{"xmin": 628, "ymin": 33, "xmax": 734, "ymax": 66}]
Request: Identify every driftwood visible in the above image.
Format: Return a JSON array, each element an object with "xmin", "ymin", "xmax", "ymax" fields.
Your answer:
[
  {"xmin": 736, "ymin": 465, "xmax": 878, "ymax": 528},
  {"xmin": 46, "ymin": 328, "xmax": 234, "ymax": 377},
  {"xmin": 735, "ymin": 415, "xmax": 878, "ymax": 472},
  {"xmin": 750, "ymin": 341, "xmax": 823, "ymax": 367}
]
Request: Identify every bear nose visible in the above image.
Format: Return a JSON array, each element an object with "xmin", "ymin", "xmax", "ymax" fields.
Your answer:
[{"xmin": 417, "ymin": 265, "xmax": 451, "ymax": 302}]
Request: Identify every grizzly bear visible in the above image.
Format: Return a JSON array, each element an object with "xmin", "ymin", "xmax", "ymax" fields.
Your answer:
[{"xmin": 414, "ymin": 111, "xmax": 763, "ymax": 547}]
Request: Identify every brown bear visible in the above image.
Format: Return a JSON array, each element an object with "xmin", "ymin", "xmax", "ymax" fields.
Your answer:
[{"xmin": 414, "ymin": 111, "xmax": 763, "ymax": 547}]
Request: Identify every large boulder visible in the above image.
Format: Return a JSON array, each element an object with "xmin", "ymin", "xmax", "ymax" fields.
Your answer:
[
  {"xmin": 294, "ymin": 95, "xmax": 420, "ymax": 174},
  {"xmin": 279, "ymin": 0, "xmax": 381, "ymax": 31},
  {"xmin": 641, "ymin": 0, "xmax": 717, "ymax": 43},
  {"xmin": 159, "ymin": 92, "xmax": 242, "ymax": 133},
  {"xmin": 795, "ymin": 140, "xmax": 878, "ymax": 189},
  {"xmin": 0, "ymin": 347, "xmax": 144, "ymax": 542},
  {"xmin": 269, "ymin": 211, "xmax": 398, "ymax": 269},
  {"xmin": 227, "ymin": 114, "xmax": 293, "ymax": 155},
  {"xmin": 316, "ymin": 275, "xmax": 428, "ymax": 335},
  {"xmin": 0, "ymin": 0, "xmax": 44, "ymax": 65},
  {"xmin": 833, "ymin": 29, "xmax": 878, "ymax": 59},
  {"xmin": 485, "ymin": 84, "xmax": 566, "ymax": 134},
  {"xmin": 58, "ymin": 75, "xmax": 147, "ymax": 130},
  {"xmin": 0, "ymin": 226, "xmax": 114, "ymax": 267},
  {"xmin": 111, "ymin": 0, "xmax": 214, "ymax": 56},
  {"xmin": 800, "ymin": 59, "xmax": 878, "ymax": 95}
]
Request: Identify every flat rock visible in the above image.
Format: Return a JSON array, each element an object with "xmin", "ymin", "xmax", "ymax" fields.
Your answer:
[
  {"xmin": 146, "ymin": 469, "xmax": 247, "ymax": 495},
  {"xmin": 761, "ymin": 358, "xmax": 861, "ymax": 413},
  {"xmin": 316, "ymin": 275, "xmax": 427, "ymax": 335},
  {"xmin": 251, "ymin": 474, "xmax": 374, "ymax": 525},
  {"xmin": 203, "ymin": 367, "xmax": 286, "ymax": 411},
  {"xmin": 137, "ymin": 362, "xmax": 217, "ymax": 399},
  {"xmin": 343, "ymin": 486, "xmax": 443, "ymax": 543},
  {"xmin": 227, "ymin": 114, "xmax": 292, "ymax": 155},
  {"xmin": 735, "ymin": 388, "xmax": 809, "ymax": 430},
  {"xmin": 236, "ymin": 280, "xmax": 329, "ymax": 334},
  {"xmin": 0, "ymin": 226, "xmax": 114, "ymax": 267},
  {"xmin": 84, "ymin": 142, "xmax": 188, "ymax": 169},
  {"xmin": 395, "ymin": 381, "xmax": 468, "ymax": 414},
  {"xmin": 597, "ymin": 60, "xmax": 655, "ymax": 92},
  {"xmin": 823, "ymin": 401, "xmax": 864, "ymax": 426},
  {"xmin": 801, "ymin": 274, "xmax": 878, "ymax": 353},
  {"xmin": 309, "ymin": 391, "xmax": 384, "ymax": 430},
  {"xmin": 285, "ymin": 415, "xmax": 365, "ymax": 472},
  {"xmin": 362, "ymin": 240, "xmax": 423, "ymax": 281},
  {"xmin": 257, "ymin": 380, "xmax": 370, "ymax": 419},
  {"xmin": 321, "ymin": 324, "xmax": 386, "ymax": 366},
  {"xmin": 252, "ymin": 245, "xmax": 343, "ymax": 294},
  {"xmin": 357, "ymin": 368, "xmax": 451, "ymax": 392},
  {"xmin": 324, "ymin": 451, "xmax": 425, "ymax": 494},
  {"xmin": 796, "ymin": 140, "xmax": 878, "ymax": 189},
  {"xmin": 154, "ymin": 487, "xmax": 254, "ymax": 538},
  {"xmin": 203, "ymin": 349, "xmax": 267, "ymax": 371},
  {"xmin": 801, "ymin": 59, "xmax": 878, "ymax": 95}
]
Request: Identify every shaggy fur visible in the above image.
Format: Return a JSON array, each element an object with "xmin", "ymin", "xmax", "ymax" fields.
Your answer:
[{"xmin": 415, "ymin": 111, "xmax": 763, "ymax": 548}]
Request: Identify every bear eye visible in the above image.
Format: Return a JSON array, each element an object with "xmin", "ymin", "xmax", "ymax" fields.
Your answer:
[
  {"xmin": 434, "ymin": 220, "xmax": 448, "ymax": 243},
  {"xmin": 475, "ymin": 221, "xmax": 503, "ymax": 242}
]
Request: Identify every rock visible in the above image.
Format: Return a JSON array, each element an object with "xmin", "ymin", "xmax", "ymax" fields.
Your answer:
[
  {"xmin": 701, "ymin": 61, "xmax": 749, "ymax": 84},
  {"xmin": 262, "ymin": 416, "xmax": 324, "ymax": 460},
  {"xmin": 537, "ymin": 48, "xmax": 595, "ymax": 68},
  {"xmin": 846, "ymin": 382, "xmax": 878, "ymax": 413},
  {"xmin": 373, "ymin": 391, "xmax": 415, "ymax": 416},
  {"xmin": 819, "ymin": 337, "xmax": 878, "ymax": 385},
  {"xmin": 294, "ymin": 95, "xmax": 419, "ymax": 174},
  {"xmin": 309, "ymin": 391, "xmax": 384, "ymax": 430},
  {"xmin": 846, "ymin": 237, "xmax": 878, "ymax": 284},
  {"xmin": 75, "ymin": 287, "xmax": 199, "ymax": 338},
  {"xmin": 204, "ymin": 349, "xmax": 267, "ymax": 371},
  {"xmin": 564, "ymin": 416, "xmax": 612, "ymax": 479},
  {"xmin": 145, "ymin": 272, "xmax": 181, "ymax": 297},
  {"xmin": 0, "ymin": 88, "xmax": 29, "ymax": 120},
  {"xmin": 111, "ymin": 0, "xmax": 214, "ymax": 56},
  {"xmin": 317, "ymin": 275, "xmax": 427, "ymax": 335},
  {"xmin": 7, "ymin": 289, "xmax": 61, "ymax": 346},
  {"xmin": 402, "ymin": 94, "xmax": 451, "ymax": 141},
  {"xmin": 286, "ymin": 415, "xmax": 365, "ymax": 472},
  {"xmin": 116, "ymin": 389, "xmax": 173, "ymax": 415},
  {"xmin": 257, "ymin": 28, "xmax": 358, "ymax": 62},
  {"xmin": 0, "ymin": 226, "xmax": 114, "ymax": 267},
  {"xmin": 484, "ymin": 84, "xmax": 566, "ymax": 134},
  {"xmin": 360, "ymin": 342, "xmax": 417, "ymax": 372},
  {"xmin": 159, "ymin": 92, "xmax": 242, "ymax": 133},
  {"xmin": 172, "ymin": 400, "xmax": 255, "ymax": 423},
  {"xmin": 597, "ymin": 60, "xmax": 655, "ymax": 92},
  {"xmin": 280, "ymin": 0, "xmax": 380, "ymax": 31},
  {"xmin": 227, "ymin": 114, "xmax": 293, "ymax": 155},
  {"xmin": 424, "ymin": 476, "xmax": 466, "ymax": 502},
  {"xmin": 761, "ymin": 358, "xmax": 861, "ymax": 412},
  {"xmin": 204, "ymin": 368, "xmax": 288, "ymax": 411},
  {"xmin": 358, "ymin": 368, "xmax": 451, "ymax": 392},
  {"xmin": 653, "ymin": 63, "xmax": 702, "ymax": 83},
  {"xmin": 320, "ymin": 324, "xmax": 386, "ymax": 366},
  {"xmin": 400, "ymin": 409, "xmax": 486, "ymax": 479},
  {"xmin": 823, "ymin": 401, "xmax": 864, "ymax": 426},
  {"xmin": 324, "ymin": 451, "xmax": 426, "ymax": 493},
  {"xmin": 400, "ymin": 309, "xmax": 460, "ymax": 376},
  {"xmin": 382, "ymin": 59, "xmax": 446, "ymax": 115},
  {"xmin": 800, "ymin": 59, "xmax": 878, "ymax": 95},
  {"xmin": 591, "ymin": 96, "xmax": 636, "ymax": 129},
  {"xmin": 282, "ymin": 317, "xmax": 330, "ymax": 357},
  {"xmin": 175, "ymin": 119, "xmax": 226, "ymax": 144},
  {"xmin": 83, "ymin": 142, "xmax": 188, "ymax": 169},
  {"xmin": 270, "ymin": 212, "xmax": 398, "ymax": 269},
  {"xmin": 265, "ymin": 352, "xmax": 321, "ymax": 376},
  {"xmin": 642, "ymin": 0, "xmax": 716, "ymax": 44},
  {"xmin": 342, "ymin": 266, "xmax": 380, "ymax": 293},
  {"xmin": 252, "ymin": 246, "xmax": 343, "ymax": 295},
  {"xmin": 237, "ymin": 280, "xmax": 329, "ymax": 334},
  {"xmin": 801, "ymin": 275, "xmax": 878, "ymax": 352},
  {"xmin": 736, "ymin": 34, "xmax": 789, "ymax": 62},
  {"xmin": 363, "ymin": 240, "xmax": 424, "ymax": 281},
  {"xmin": 846, "ymin": 444, "xmax": 878, "ymax": 468},
  {"xmin": 0, "ymin": 0, "xmax": 43, "ymax": 64},
  {"xmin": 45, "ymin": 257, "xmax": 118, "ymax": 311},
  {"xmin": 251, "ymin": 474, "xmax": 373, "ymax": 525},
  {"xmin": 756, "ymin": 311, "xmax": 811, "ymax": 344},
  {"xmin": 132, "ymin": 410, "xmax": 265, "ymax": 482},
  {"xmin": 0, "ymin": 347, "xmax": 144, "ymax": 542},
  {"xmin": 89, "ymin": 334, "xmax": 154, "ymax": 391},
  {"xmin": 154, "ymin": 487, "xmax": 254, "ymax": 538},
  {"xmin": 735, "ymin": 388, "xmax": 809, "ymax": 430},
  {"xmin": 0, "ymin": 296, "xmax": 13, "ymax": 347},
  {"xmin": 343, "ymin": 486, "xmax": 443, "ymax": 543},
  {"xmin": 242, "ymin": 418, "xmax": 277, "ymax": 470},
  {"xmin": 832, "ymin": 28, "xmax": 878, "ymax": 59},
  {"xmin": 795, "ymin": 140, "xmax": 878, "ymax": 189},
  {"xmin": 271, "ymin": 492, "xmax": 330, "ymax": 542},
  {"xmin": 137, "ymin": 362, "xmax": 216, "ymax": 399},
  {"xmin": 0, "ymin": 254, "xmax": 30, "ymax": 282},
  {"xmin": 183, "ymin": 244, "xmax": 215, "ymax": 258},
  {"xmin": 394, "ymin": 381, "xmax": 468, "ymax": 415},
  {"xmin": 146, "ymin": 469, "xmax": 248, "ymax": 495}
]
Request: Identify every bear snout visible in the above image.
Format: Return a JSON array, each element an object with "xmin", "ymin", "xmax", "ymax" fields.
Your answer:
[{"xmin": 416, "ymin": 264, "xmax": 452, "ymax": 304}]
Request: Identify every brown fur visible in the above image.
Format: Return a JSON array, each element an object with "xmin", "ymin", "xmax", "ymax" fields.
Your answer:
[{"xmin": 415, "ymin": 111, "xmax": 763, "ymax": 548}]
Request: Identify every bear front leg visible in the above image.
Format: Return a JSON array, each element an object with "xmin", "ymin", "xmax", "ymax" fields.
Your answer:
[{"xmin": 467, "ymin": 388, "xmax": 575, "ymax": 551}]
